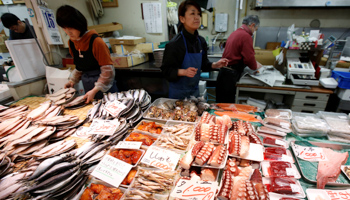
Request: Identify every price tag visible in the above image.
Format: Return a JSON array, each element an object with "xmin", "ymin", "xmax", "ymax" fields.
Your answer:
[
  {"xmin": 325, "ymin": 190, "xmax": 350, "ymax": 200},
  {"xmin": 91, "ymin": 155, "xmax": 132, "ymax": 188},
  {"xmin": 286, "ymin": 168, "xmax": 296, "ymax": 177},
  {"xmin": 293, "ymin": 144, "xmax": 327, "ymax": 162},
  {"xmin": 170, "ymin": 178, "xmax": 218, "ymax": 200},
  {"xmin": 73, "ymin": 126, "xmax": 89, "ymax": 138},
  {"xmin": 38, "ymin": 6, "xmax": 63, "ymax": 45},
  {"xmin": 0, "ymin": 105, "xmax": 8, "ymax": 111},
  {"xmin": 88, "ymin": 119, "xmax": 120, "ymax": 136},
  {"xmin": 115, "ymin": 141, "xmax": 142, "ymax": 149},
  {"xmin": 104, "ymin": 101, "xmax": 127, "ymax": 117},
  {"xmin": 275, "ymin": 139, "xmax": 286, "ymax": 147},
  {"xmin": 141, "ymin": 146, "xmax": 180, "ymax": 171},
  {"xmin": 290, "ymin": 184, "xmax": 302, "ymax": 194}
]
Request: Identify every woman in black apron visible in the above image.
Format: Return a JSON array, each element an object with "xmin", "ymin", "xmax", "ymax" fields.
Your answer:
[
  {"xmin": 56, "ymin": 5, "xmax": 117, "ymax": 103},
  {"xmin": 161, "ymin": 0, "xmax": 228, "ymax": 100}
]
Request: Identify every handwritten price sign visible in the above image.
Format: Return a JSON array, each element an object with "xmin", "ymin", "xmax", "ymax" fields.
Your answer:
[
  {"xmin": 170, "ymin": 179, "xmax": 218, "ymax": 200},
  {"xmin": 141, "ymin": 146, "xmax": 180, "ymax": 171},
  {"xmin": 105, "ymin": 101, "xmax": 127, "ymax": 117},
  {"xmin": 326, "ymin": 190, "xmax": 350, "ymax": 200},
  {"xmin": 115, "ymin": 141, "xmax": 142, "ymax": 149},
  {"xmin": 293, "ymin": 144, "xmax": 327, "ymax": 162},
  {"xmin": 91, "ymin": 155, "xmax": 132, "ymax": 188},
  {"xmin": 88, "ymin": 119, "xmax": 120, "ymax": 135}
]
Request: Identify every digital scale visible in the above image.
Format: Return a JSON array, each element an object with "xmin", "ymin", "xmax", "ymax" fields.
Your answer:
[{"xmin": 287, "ymin": 59, "xmax": 319, "ymax": 86}]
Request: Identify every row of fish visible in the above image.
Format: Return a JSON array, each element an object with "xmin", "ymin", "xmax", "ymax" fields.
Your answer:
[{"xmin": 46, "ymin": 88, "xmax": 76, "ymax": 105}]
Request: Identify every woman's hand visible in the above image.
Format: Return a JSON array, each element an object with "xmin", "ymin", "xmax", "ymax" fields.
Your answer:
[
  {"xmin": 64, "ymin": 81, "xmax": 75, "ymax": 88},
  {"xmin": 84, "ymin": 87, "xmax": 99, "ymax": 103},
  {"xmin": 212, "ymin": 58, "xmax": 229, "ymax": 69},
  {"xmin": 178, "ymin": 67, "xmax": 198, "ymax": 78}
]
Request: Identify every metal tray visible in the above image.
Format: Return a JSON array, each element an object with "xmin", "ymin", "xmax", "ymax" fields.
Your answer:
[{"xmin": 291, "ymin": 141, "xmax": 350, "ymax": 187}]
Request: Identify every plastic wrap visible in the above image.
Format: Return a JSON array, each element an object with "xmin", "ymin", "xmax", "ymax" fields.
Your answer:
[
  {"xmin": 270, "ymin": 177, "xmax": 303, "ymax": 195},
  {"xmin": 265, "ymin": 109, "xmax": 292, "ymax": 119},
  {"xmin": 261, "ymin": 161, "xmax": 301, "ymax": 179}
]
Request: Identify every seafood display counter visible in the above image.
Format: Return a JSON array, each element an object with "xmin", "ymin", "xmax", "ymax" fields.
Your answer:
[{"xmin": 1, "ymin": 92, "xmax": 350, "ymax": 200}]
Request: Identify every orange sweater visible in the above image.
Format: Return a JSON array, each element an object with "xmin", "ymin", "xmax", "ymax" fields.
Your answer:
[{"xmin": 68, "ymin": 30, "xmax": 112, "ymax": 66}]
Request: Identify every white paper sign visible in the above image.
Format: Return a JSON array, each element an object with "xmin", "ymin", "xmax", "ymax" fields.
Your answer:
[
  {"xmin": 115, "ymin": 141, "xmax": 142, "ymax": 149},
  {"xmin": 292, "ymin": 144, "xmax": 327, "ymax": 162},
  {"xmin": 142, "ymin": 3, "xmax": 163, "ymax": 33},
  {"xmin": 88, "ymin": 119, "xmax": 120, "ymax": 135},
  {"xmin": 104, "ymin": 101, "xmax": 127, "ymax": 117},
  {"xmin": 141, "ymin": 146, "xmax": 180, "ymax": 171},
  {"xmin": 38, "ymin": 6, "xmax": 63, "ymax": 45},
  {"xmin": 170, "ymin": 178, "xmax": 218, "ymax": 200},
  {"xmin": 91, "ymin": 155, "xmax": 132, "ymax": 188}
]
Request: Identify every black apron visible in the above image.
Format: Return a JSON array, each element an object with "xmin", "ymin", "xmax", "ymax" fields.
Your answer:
[
  {"xmin": 216, "ymin": 60, "xmax": 244, "ymax": 103},
  {"xmin": 70, "ymin": 34, "xmax": 118, "ymax": 99}
]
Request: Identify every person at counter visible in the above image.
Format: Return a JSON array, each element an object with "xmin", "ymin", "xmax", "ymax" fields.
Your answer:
[
  {"xmin": 1, "ymin": 13, "xmax": 36, "ymax": 40},
  {"xmin": 56, "ymin": 5, "xmax": 118, "ymax": 103},
  {"xmin": 161, "ymin": 0, "xmax": 228, "ymax": 99},
  {"xmin": 216, "ymin": 15, "xmax": 262, "ymax": 103}
]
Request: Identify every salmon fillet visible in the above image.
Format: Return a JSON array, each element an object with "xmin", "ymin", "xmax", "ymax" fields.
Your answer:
[
  {"xmin": 214, "ymin": 111, "xmax": 261, "ymax": 122},
  {"xmin": 316, "ymin": 148, "xmax": 349, "ymax": 189}
]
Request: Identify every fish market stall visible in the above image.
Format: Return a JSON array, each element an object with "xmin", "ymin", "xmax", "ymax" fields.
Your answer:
[{"xmin": 0, "ymin": 93, "xmax": 350, "ymax": 200}]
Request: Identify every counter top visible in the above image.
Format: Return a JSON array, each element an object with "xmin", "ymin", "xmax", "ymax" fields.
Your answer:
[
  {"xmin": 115, "ymin": 61, "xmax": 161, "ymax": 72},
  {"xmin": 237, "ymin": 84, "xmax": 334, "ymax": 94}
]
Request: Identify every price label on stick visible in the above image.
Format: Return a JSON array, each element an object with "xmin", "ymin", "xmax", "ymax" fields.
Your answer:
[
  {"xmin": 115, "ymin": 141, "xmax": 142, "ymax": 149},
  {"xmin": 104, "ymin": 101, "xmax": 127, "ymax": 117},
  {"xmin": 293, "ymin": 144, "xmax": 327, "ymax": 162},
  {"xmin": 170, "ymin": 179, "xmax": 218, "ymax": 200},
  {"xmin": 140, "ymin": 146, "xmax": 180, "ymax": 171},
  {"xmin": 91, "ymin": 155, "xmax": 132, "ymax": 188},
  {"xmin": 87, "ymin": 119, "xmax": 120, "ymax": 136}
]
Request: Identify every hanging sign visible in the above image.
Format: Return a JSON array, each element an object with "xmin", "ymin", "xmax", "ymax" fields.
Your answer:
[{"xmin": 38, "ymin": 6, "xmax": 63, "ymax": 45}]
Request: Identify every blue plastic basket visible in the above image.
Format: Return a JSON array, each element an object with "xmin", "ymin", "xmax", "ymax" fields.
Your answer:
[{"xmin": 331, "ymin": 71, "xmax": 350, "ymax": 89}]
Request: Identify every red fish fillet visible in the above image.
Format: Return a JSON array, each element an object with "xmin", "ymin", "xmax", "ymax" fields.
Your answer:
[
  {"xmin": 316, "ymin": 148, "xmax": 349, "ymax": 189},
  {"xmin": 214, "ymin": 111, "xmax": 261, "ymax": 122}
]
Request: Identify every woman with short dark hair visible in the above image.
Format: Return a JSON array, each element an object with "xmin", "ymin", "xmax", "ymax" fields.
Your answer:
[
  {"xmin": 161, "ymin": 0, "xmax": 228, "ymax": 99},
  {"xmin": 56, "ymin": 5, "xmax": 118, "ymax": 102}
]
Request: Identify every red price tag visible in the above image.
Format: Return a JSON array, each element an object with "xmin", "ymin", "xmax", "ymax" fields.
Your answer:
[{"xmin": 326, "ymin": 190, "xmax": 350, "ymax": 200}]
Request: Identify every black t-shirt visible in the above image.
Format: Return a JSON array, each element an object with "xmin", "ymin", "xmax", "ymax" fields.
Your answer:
[{"xmin": 9, "ymin": 23, "xmax": 35, "ymax": 40}]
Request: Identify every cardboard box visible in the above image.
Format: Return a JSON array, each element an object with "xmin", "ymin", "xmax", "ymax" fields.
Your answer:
[
  {"xmin": 254, "ymin": 49, "xmax": 275, "ymax": 65},
  {"xmin": 112, "ymin": 43, "xmax": 159, "ymax": 54},
  {"xmin": 109, "ymin": 37, "xmax": 146, "ymax": 46},
  {"xmin": 336, "ymin": 61, "xmax": 350, "ymax": 68},
  {"xmin": 111, "ymin": 53, "xmax": 149, "ymax": 68}
]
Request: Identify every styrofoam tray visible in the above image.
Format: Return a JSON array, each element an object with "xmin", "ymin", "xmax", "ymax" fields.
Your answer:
[
  {"xmin": 265, "ymin": 109, "xmax": 293, "ymax": 119},
  {"xmin": 263, "ymin": 177, "xmax": 306, "ymax": 199},
  {"xmin": 264, "ymin": 149, "xmax": 295, "ymax": 163},
  {"xmin": 134, "ymin": 119, "xmax": 165, "ymax": 137},
  {"xmin": 341, "ymin": 165, "xmax": 350, "ymax": 181},
  {"xmin": 257, "ymin": 132, "xmax": 286, "ymax": 140},
  {"xmin": 261, "ymin": 161, "xmax": 301, "ymax": 179},
  {"xmin": 228, "ymin": 143, "xmax": 264, "ymax": 162},
  {"xmin": 257, "ymin": 126, "xmax": 287, "ymax": 137},
  {"xmin": 124, "ymin": 130, "xmax": 158, "ymax": 148},
  {"xmin": 320, "ymin": 77, "xmax": 338, "ymax": 89},
  {"xmin": 143, "ymin": 98, "xmax": 200, "ymax": 123},
  {"xmin": 262, "ymin": 137, "xmax": 289, "ymax": 148}
]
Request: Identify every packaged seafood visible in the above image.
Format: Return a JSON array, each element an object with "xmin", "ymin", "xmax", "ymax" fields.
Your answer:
[
  {"xmin": 263, "ymin": 117, "xmax": 292, "ymax": 132},
  {"xmin": 264, "ymin": 150, "xmax": 294, "ymax": 163},
  {"xmin": 228, "ymin": 142, "xmax": 264, "ymax": 162},
  {"xmin": 123, "ymin": 188, "xmax": 169, "ymax": 200},
  {"xmin": 265, "ymin": 147, "xmax": 288, "ymax": 155},
  {"xmin": 261, "ymin": 161, "xmax": 301, "ymax": 179},
  {"xmin": 213, "ymin": 103, "xmax": 260, "ymax": 113},
  {"xmin": 257, "ymin": 132, "xmax": 286, "ymax": 140},
  {"xmin": 265, "ymin": 109, "xmax": 293, "ymax": 119},
  {"xmin": 108, "ymin": 147, "xmax": 145, "ymax": 167},
  {"xmin": 324, "ymin": 118, "xmax": 350, "ymax": 139},
  {"xmin": 120, "ymin": 168, "xmax": 137, "ymax": 188},
  {"xmin": 317, "ymin": 111, "xmax": 349, "ymax": 120},
  {"xmin": 78, "ymin": 178, "xmax": 125, "ymax": 200},
  {"xmin": 154, "ymin": 121, "xmax": 194, "ymax": 153},
  {"xmin": 341, "ymin": 165, "xmax": 350, "ymax": 181},
  {"xmin": 124, "ymin": 131, "xmax": 158, "ymax": 148},
  {"xmin": 196, "ymin": 122, "xmax": 229, "ymax": 145},
  {"xmin": 179, "ymin": 166, "xmax": 221, "ymax": 182},
  {"xmin": 191, "ymin": 143, "xmax": 229, "ymax": 169},
  {"xmin": 292, "ymin": 122, "xmax": 328, "ymax": 137},
  {"xmin": 258, "ymin": 126, "xmax": 287, "ymax": 137},
  {"xmin": 134, "ymin": 120, "xmax": 165, "ymax": 136},
  {"xmin": 291, "ymin": 113, "xmax": 329, "ymax": 136},
  {"xmin": 214, "ymin": 110, "xmax": 262, "ymax": 122},
  {"xmin": 269, "ymin": 193, "xmax": 305, "ymax": 200},
  {"xmin": 143, "ymin": 98, "xmax": 201, "ymax": 123},
  {"xmin": 263, "ymin": 137, "xmax": 289, "ymax": 148},
  {"xmin": 129, "ymin": 167, "xmax": 178, "ymax": 195},
  {"xmin": 263, "ymin": 177, "xmax": 305, "ymax": 198}
]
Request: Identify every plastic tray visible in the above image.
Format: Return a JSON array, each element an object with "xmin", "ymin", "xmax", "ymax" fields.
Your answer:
[
  {"xmin": 263, "ymin": 177, "xmax": 306, "ymax": 199},
  {"xmin": 119, "ymin": 167, "xmax": 137, "ymax": 188},
  {"xmin": 331, "ymin": 70, "xmax": 350, "ymax": 89},
  {"xmin": 306, "ymin": 188, "xmax": 350, "ymax": 200},
  {"xmin": 134, "ymin": 119, "xmax": 165, "ymax": 137},
  {"xmin": 292, "ymin": 122, "xmax": 328, "ymax": 137},
  {"xmin": 228, "ymin": 143, "xmax": 264, "ymax": 162},
  {"xmin": 123, "ymin": 130, "xmax": 159, "ymax": 148},
  {"xmin": 143, "ymin": 98, "xmax": 200, "ymax": 123},
  {"xmin": 257, "ymin": 126, "xmax": 287, "ymax": 137},
  {"xmin": 317, "ymin": 111, "xmax": 349, "ymax": 120},
  {"xmin": 320, "ymin": 77, "xmax": 338, "ymax": 89},
  {"xmin": 108, "ymin": 147, "xmax": 145, "ymax": 167},
  {"xmin": 262, "ymin": 137, "xmax": 289, "ymax": 148},
  {"xmin": 261, "ymin": 161, "xmax": 301, "ymax": 179},
  {"xmin": 265, "ymin": 109, "xmax": 293, "ymax": 119},
  {"xmin": 324, "ymin": 117, "xmax": 350, "ymax": 138},
  {"xmin": 290, "ymin": 141, "xmax": 350, "ymax": 187}
]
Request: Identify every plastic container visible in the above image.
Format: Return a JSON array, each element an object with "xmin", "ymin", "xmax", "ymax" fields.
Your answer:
[
  {"xmin": 331, "ymin": 70, "xmax": 350, "ymax": 89},
  {"xmin": 319, "ymin": 77, "xmax": 338, "ymax": 89},
  {"xmin": 265, "ymin": 109, "xmax": 292, "ymax": 119},
  {"xmin": 261, "ymin": 161, "xmax": 301, "ymax": 179}
]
